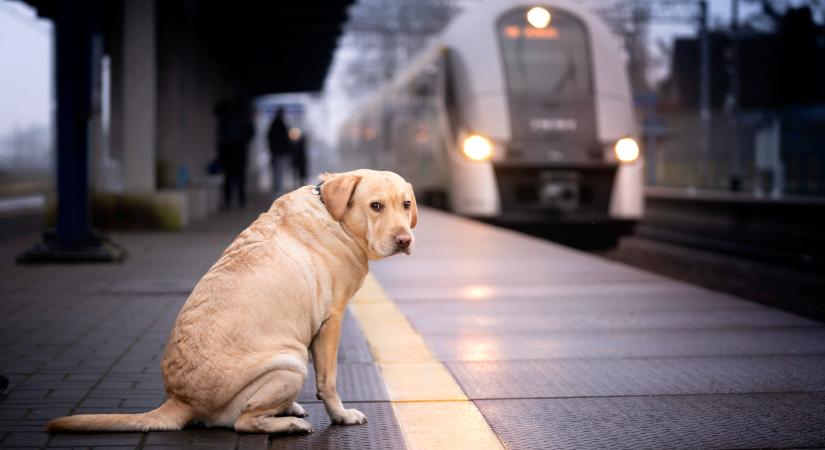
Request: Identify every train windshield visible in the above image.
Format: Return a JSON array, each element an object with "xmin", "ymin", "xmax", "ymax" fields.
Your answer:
[
  {"xmin": 499, "ymin": 9, "xmax": 591, "ymax": 97},
  {"xmin": 498, "ymin": 8, "xmax": 596, "ymax": 152}
]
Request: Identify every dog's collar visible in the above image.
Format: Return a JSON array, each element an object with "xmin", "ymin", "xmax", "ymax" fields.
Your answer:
[{"xmin": 311, "ymin": 180, "xmax": 325, "ymax": 204}]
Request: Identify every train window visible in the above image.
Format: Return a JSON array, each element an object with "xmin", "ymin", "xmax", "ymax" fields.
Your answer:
[{"xmin": 499, "ymin": 9, "xmax": 592, "ymax": 97}]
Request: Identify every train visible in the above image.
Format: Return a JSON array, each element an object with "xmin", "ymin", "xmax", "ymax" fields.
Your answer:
[{"xmin": 336, "ymin": 0, "xmax": 643, "ymax": 225}]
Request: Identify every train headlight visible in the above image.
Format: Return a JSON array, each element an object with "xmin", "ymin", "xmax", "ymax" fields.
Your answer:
[
  {"xmin": 614, "ymin": 137, "xmax": 640, "ymax": 163},
  {"xmin": 462, "ymin": 134, "xmax": 493, "ymax": 161},
  {"xmin": 526, "ymin": 7, "xmax": 551, "ymax": 29}
]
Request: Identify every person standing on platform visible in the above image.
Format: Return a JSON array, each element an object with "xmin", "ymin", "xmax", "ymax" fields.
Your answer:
[
  {"xmin": 289, "ymin": 127, "xmax": 308, "ymax": 187},
  {"xmin": 215, "ymin": 99, "xmax": 254, "ymax": 209},
  {"xmin": 267, "ymin": 108, "xmax": 291, "ymax": 194}
]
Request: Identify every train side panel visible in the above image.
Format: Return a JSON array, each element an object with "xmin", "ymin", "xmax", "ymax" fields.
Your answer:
[{"xmin": 338, "ymin": 0, "xmax": 644, "ymax": 222}]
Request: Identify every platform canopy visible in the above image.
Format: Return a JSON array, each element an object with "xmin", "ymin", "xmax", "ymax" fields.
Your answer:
[{"xmin": 23, "ymin": 0, "xmax": 353, "ymax": 95}]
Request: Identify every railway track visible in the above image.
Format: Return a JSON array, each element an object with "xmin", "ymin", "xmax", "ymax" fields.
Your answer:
[{"xmin": 606, "ymin": 187, "xmax": 825, "ymax": 322}]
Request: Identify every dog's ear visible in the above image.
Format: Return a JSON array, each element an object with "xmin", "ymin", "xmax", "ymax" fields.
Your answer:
[
  {"xmin": 407, "ymin": 183, "xmax": 418, "ymax": 229},
  {"xmin": 321, "ymin": 174, "xmax": 362, "ymax": 221}
]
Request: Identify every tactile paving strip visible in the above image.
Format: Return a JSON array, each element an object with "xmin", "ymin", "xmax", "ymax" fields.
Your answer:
[
  {"xmin": 267, "ymin": 402, "xmax": 406, "ymax": 450},
  {"xmin": 424, "ymin": 328, "xmax": 825, "ymax": 361},
  {"xmin": 475, "ymin": 393, "xmax": 825, "ymax": 450},
  {"xmin": 447, "ymin": 355, "xmax": 825, "ymax": 399}
]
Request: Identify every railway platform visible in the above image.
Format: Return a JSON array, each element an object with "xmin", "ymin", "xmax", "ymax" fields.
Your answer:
[{"xmin": 1, "ymin": 201, "xmax": 825, "ymax": 449}]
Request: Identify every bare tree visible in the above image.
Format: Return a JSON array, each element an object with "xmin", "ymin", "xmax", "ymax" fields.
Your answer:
[
  {"xmin": 741, "ymin": 0, "xmax": 825, "ymax": 32},
  {"xmin": 583, "ymin": 0, "xmax": 700, "ymax": 94}
]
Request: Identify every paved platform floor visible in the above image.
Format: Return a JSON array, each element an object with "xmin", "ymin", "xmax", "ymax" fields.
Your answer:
[
  {"xmin": 0, "ymin": 204, "xmax": 405, "ymax": 449},
  {"xmin": 370, "ymin": 209, "xmax": 825, "ymax": 450},
  {"xmin": 2, "ymin": 202, "xmax": 825, "ymax": 449}
]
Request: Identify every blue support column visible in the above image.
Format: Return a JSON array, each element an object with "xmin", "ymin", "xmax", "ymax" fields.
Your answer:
[
  {"xmin": 55, "ymin": 0, "xmax": 92, "ymax": 245},
  {"xmin": 17, "ymin": 0, "xmax": 125, "ymax": 263}
]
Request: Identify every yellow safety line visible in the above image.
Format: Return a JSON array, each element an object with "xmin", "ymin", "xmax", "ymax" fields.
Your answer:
[{"xmin": 350, "ymin": 274, "xmax": 504, "ymax": 450}]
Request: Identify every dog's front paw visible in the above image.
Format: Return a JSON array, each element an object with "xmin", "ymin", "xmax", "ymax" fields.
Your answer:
[{"xmin": 332, "ymin": 408, "xmax": 367, "ymax": 425}]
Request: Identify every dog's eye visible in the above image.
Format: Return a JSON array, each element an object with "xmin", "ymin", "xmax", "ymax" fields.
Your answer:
[
  {"xmin": 403, "ymin": 201, "xmax": 411, "ymax": 210},
  {"xmin": 370, "ymin": 202, "xmax": 383, "ymax": 212}
]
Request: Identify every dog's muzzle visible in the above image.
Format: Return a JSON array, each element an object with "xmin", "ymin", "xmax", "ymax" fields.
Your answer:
[{"xmin": 395, "ymin": 234, "xmax": 412, "ymax": 255}]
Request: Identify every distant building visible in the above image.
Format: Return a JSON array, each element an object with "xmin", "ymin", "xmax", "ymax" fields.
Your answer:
[
  {"xmin": 663, "ymin": 11, "xmax": 825, "ymax": 110},
  {"xmin": 653, "ymin": 8, "xmax": 825, "ymax": 196}
]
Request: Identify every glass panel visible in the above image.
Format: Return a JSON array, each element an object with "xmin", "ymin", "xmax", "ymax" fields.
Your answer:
[
  {"xmin": 499, "ymin": 9, "xmax": 592, "ymax": 99},
  {"xmin": 498, "ymin": 7, "xmax": 597, "ymax": 162}
]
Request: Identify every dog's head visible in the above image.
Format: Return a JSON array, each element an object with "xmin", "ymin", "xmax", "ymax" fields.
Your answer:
[{"xmin": 320, "ymin": 170, "xmax": 417, "ymax": 260}]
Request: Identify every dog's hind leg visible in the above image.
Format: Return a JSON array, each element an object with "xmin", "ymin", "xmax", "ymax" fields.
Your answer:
[
  {"xmin": 278, "ymin": 402, "xmax": 308, "ymax": 418},
  {"xmin": 233, "ymin": 369, "xmax": 312, "ymax": 434}
]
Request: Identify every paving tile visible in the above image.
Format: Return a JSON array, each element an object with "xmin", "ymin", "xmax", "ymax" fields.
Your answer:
[
  {"xmin": 47, "ymin": 447, "xmax": 137, "ymax": 450},
  {"xmin": 0, "ymin": 407, "xmax": 30, "ymax": 421},
  {"xmin": 268, "ymin": 402, "xmax": 405, "ymax": 450},
  {"xmin": 476, "ymin": 393, "xmax": 825, "ymax": 450},
  {"xmin": 382, "ymin": 279, "xmax": 708, "ymax": 302},
  {"xmin": 391, "ymin": 287, "xmax": 755, "ymax": 310},
  {"xmin": 120, "ymin": 397, "xmax": 165, "ymax": 408},
  {"xmin": 74, "ymin": 407, "xmax": 153, "ymax": 415},
  {"xmin": 87, "ymin": 447, "xmax": 145, "ymax": 450},
  {"xmin": 403, "ymin": 306, "xmax": 816, "ymax": 333},
  {"xmin": 448, "ymin": 355, "xmax": 825, "ymax": 399},
  {"xmin": 338, "ymin": 313, "xmax": 374, "ymax": 363},
  {"xmin": 297, "ymin": 363, "xmax": 390, "ymax": 403},
  {"xmin": 143, "ymin": 446, "xmax": 231, "ymax": 450},
  {"xmin": 237, "ymin": 434, "xmax": 269, "ymax": 450},
  {"xmin": 374, "ymin": 207, "xmax": 825, "ymax": 448},
  {"xmin": 0, "ymin": 202, "xmax": 402, "ymax": 448},
  {"xmin": 25, "ymin": 407, "xmax": 72, "ymax": 420},
  {"xmin": 77, "ymin": 398, "xmax": 122, "ymax": 408},
  {"xmin": 143, "ymin": 429, "xmax": 238, "ymax": 447},
  {"xmin": 48, "ymin": 432, "xmax": 142, "ymax": 447},
  {"xmin": 0, "ymin": 431, "xmax": 48, "ymax": 447},
  {"xmin": 0, "ymin": 415, "xmax": 50, "ymax": 433},
  {"xmin": 46, "ymin": 389, "xmax": 91, "ymax": 400},
  {"xmin": 422, "ymin": 328, "xmax": 825, "ymax": 361},
  {"xmin": 2, "ymin": 388, "xmax": 49, "ymax": 401}
]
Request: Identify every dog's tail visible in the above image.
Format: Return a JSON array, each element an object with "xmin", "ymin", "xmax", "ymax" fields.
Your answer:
[{"xmin": 46, "ymin": 398, "xmax": 193, "ymax": 432}]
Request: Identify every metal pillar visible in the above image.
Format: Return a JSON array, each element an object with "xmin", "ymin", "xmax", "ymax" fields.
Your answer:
[
  {"xmin": 698, "ymin": 0, "xmax": 712, "ymax": 189},
  {"xmin": 727, "ymin": 0, "xmax": 742, "ymax": 191},
  {"xmin": 17, "ymin": 0, "xmax": 125, "ymax": 263}
]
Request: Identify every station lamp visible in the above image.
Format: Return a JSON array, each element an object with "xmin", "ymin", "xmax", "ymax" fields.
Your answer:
[
  {"xmin": 462, "ymin": 134, "xmax": 493, "ymax": 161},
  {"xmin": 526, "ymin": 7, "xmax": 551, "ymax": 29},
  {"xmin": 615, "ymin": 137, "xmax": 640, "ymax": 163}
]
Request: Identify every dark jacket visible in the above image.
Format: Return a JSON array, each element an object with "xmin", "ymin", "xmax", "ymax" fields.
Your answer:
[{"xmin": 267, "ymin": 116, "xmax": 290, "ymax": 156}]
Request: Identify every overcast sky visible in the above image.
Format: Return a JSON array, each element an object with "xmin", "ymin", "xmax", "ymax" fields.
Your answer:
[
  {"xmin": 0, "ymin": 0, "xmax": 767, "ymax": 137},
  {"xmin": 0, "ymin": 1, "xmax": 52, "ymax": 134}
]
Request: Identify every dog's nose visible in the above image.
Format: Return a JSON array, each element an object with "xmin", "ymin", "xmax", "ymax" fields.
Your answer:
[{"xmin": 395, "ymin": 234, "xmax": 412, "ymax": 249}]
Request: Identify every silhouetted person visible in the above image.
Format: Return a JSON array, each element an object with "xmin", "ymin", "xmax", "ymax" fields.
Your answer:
[
  {"xmin": 267, "ymin": 108, "xmax": 291, "ymax": 193},
  {"xmin": 215, "ymin": 99, "xmax": 254, "ymax": 209},
  {"xmin": 290, "ymin": 130, "xmax": 308, "ymax": 186}
]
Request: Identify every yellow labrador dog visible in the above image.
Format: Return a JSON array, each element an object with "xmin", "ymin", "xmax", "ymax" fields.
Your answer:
[{"xmin": 48, "ymin": 169, "xmax": 417, "ymax": 434}]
